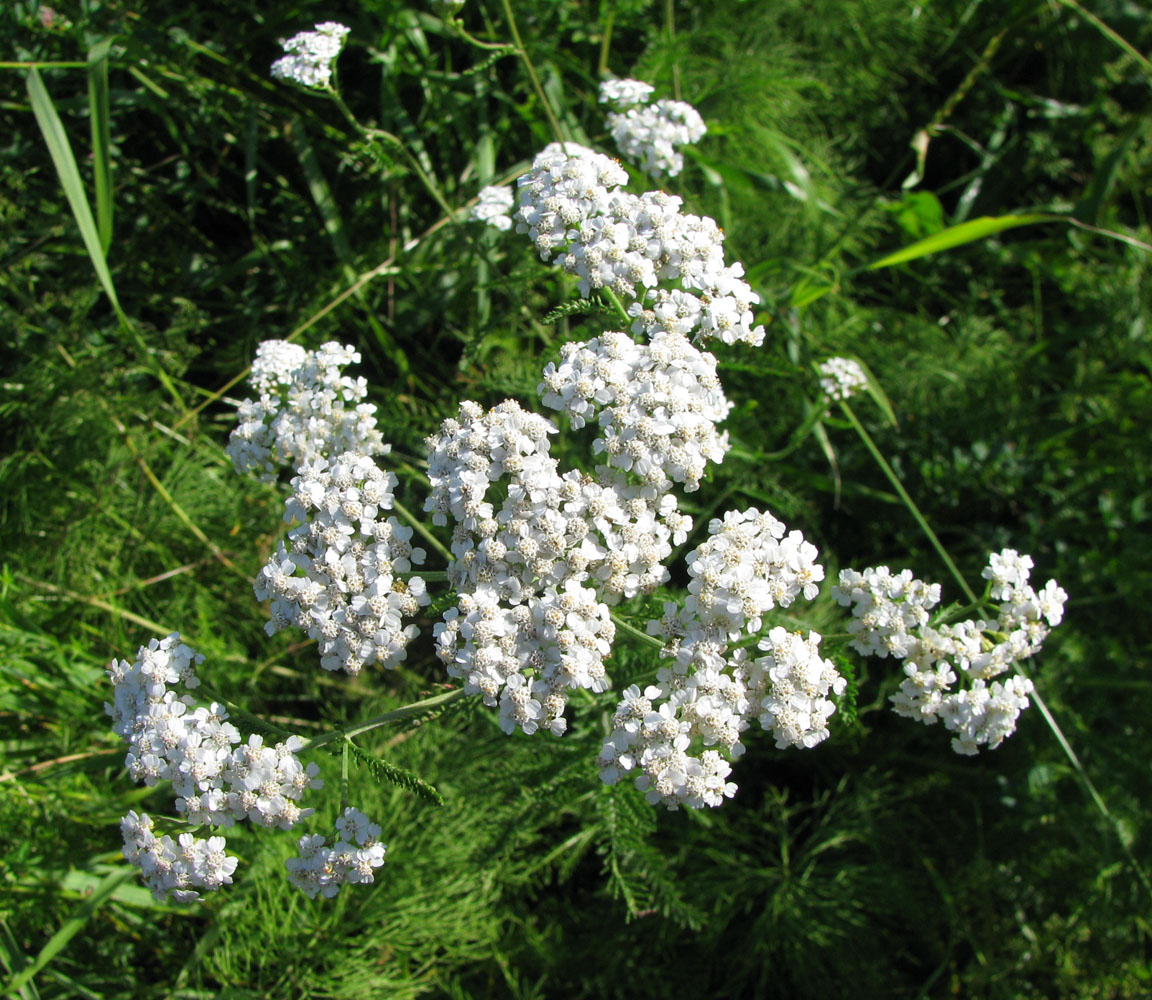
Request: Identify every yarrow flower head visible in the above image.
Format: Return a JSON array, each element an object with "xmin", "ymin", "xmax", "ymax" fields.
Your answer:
[
  {"xmin": 107, "ymin": 635, "xmax": 324, "ymax": 900},
  {"xmin": 424, "ymin": 398, "xmax": 698, "ymax": 736},
  {"xmin": 254, "ymin": 452, "xmax": 430, "ymax": 674},
  {"xmin": 598, "ymin": 78, "xmax": 706, "ymax": 178},
  {"xmin": 514, "ymin": 143, "xmax": 764, "ymax": 346},
  {"xmin": 818, "ymin": 357, "xmax": 867, "ymax": 402},
  {"xmin": 470, "ymin": 184, "xmax": 514, "ymax": 231},
  {"xmin": 121, "ymin": 811, "xmax": 239, "ymax": 903},
  {"xmin": 287, "ymin": 806, "xmax": 387, "ymax": 899},
  {"xmin": 599, "ymin": 507, "xmax": 842, "ymax": 809},
  {"xmin": 598, "ymin": 78, "xmax": 656, "ymax": 108},
  {"xmin": 538, "ymin": 329, "xmax": 732, "ymax": 491},
  {"xmin": 833, "ymin": 550, "xmax": 1067, "ymax": 754},
  {"xmin": 227, "ymin": 341, "xmax": 387, "ymax": 481},
  {"xmin": 270, "ymin": 22, "xmax": 349, "ymax": 90}
]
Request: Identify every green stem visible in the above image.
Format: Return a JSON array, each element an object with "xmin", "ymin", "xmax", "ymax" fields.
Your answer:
[
  {"xmin": 610, "ymin": 611, "xmax": 665, "ymax": 651},
  {"xmin": 449, "ymin": 21, "xmax": 517, "ymax": 53},
  {"xmin": 841, "ymin": 400, "xmax": 978, "ymax": 604},
  {"xmin": 392, "ymin": 497, "xmax": 453, "ymax": 564},
  {"xmin": 601, "ymin": 287, "xmax": 633, "ymax": 327},
  {"xmin": 665, "ymin": 0, "xmax": 682, "ymax": 101},
  {"xmin": 598, "ymin": 10, "xmax": 615, "ymax": 78},
  {"xmin": 500, "ymin": 0, "xmax": 567, "ymax": 143},
  {"xmin": 301, "ymin": 687, "xmax": 469, "ymax": 751},
  {"xmin": 1025, "ymin": 680, "xmax": 1152, "ymax": 901},
  {"xmin": 328, "ymin": 92, "xmax": 473, "ymax": 248},
  {"xmin": 340, "ymin": 738, "xmax": 351, "ymax": 811}
]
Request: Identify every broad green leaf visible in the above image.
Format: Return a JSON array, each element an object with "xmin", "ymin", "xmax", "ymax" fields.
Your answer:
[
  {"xmin": 866, "ymin": 213, "xmax": 1051, "ymax": 270},
  {"xmin": 26, "ymin": 67, "xmax": 129, "ymax": 328}
]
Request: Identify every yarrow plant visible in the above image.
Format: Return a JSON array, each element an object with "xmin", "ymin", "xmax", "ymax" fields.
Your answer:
[{"xmin": 104, "ymin": 24, "xmax": 1072, "ymax": 905}]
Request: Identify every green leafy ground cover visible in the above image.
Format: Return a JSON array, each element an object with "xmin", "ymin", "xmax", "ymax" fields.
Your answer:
[{"xmin": 2, "ymin": 0, "xmax": 1150, "ymax": 996}]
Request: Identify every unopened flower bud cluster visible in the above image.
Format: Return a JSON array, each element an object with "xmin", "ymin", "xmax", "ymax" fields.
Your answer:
[
  {"xmin": 287, "ymin": 807, "xmax": 387, "ymax": 899},
  {"xmin": 107, "ymin": 634, "xmax": 323, "ymax": 900},
  {"xmin": 512, "ymin": 143, "xmax": 765, "ymax": 346},
  {"xmin": 227, "ymin": 340, "xmax": 387, "ymax": 482},
  {"xmin": 818, "ymin": 356, "xmax": 867, "ymax": 402},
  {"xmin": 538, "ymin": 329, "xmax": 732, "ymax": 491},
  {"xmin": 254, "ymin": 452, "xmax": 430, "ymax": 674},
  {"xmin": 270, "ymin": 21, "xmax": 349, "ymax": 90},
  {"xmin": 833, "ymin": 550, "xmax": 1067, "ymax": 754},
  {"xmin": 599, "ymin": 508, "xmax": 844, "ymax": 809},
  {"xmin": 599, "ymin": 78, "xmax": 706, "ymax": 178}
]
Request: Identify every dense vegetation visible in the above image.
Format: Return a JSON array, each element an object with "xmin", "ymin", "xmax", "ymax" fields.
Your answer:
[{"xmin": 2, "ymin": 0, "xmax": 1150, "ymax": 996}]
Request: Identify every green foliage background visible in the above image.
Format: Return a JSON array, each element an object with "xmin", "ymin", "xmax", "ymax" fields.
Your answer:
[{"xmin": 2, "ymin": 0, "xmax": 1150, "ymax": 996}]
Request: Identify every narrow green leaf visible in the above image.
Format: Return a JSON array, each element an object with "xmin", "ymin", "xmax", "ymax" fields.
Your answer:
[
  {"xmin": 87, "ymin": 38, "xmax": 114, "ymax": 256},
  {"xmin": 25, "ymin": 67, "xmax": 128, "ymax": 328},
  {"xmin": 3, "ymin": 869, "xmax": 135, "ymax": 995},
  {"xmin": 865, "ymin": 213, "xmax": 1051, "ymax": 270},
  {"xmin": 287, "ymin": 117, "xmax": 353, "ymax": 268},
  {"xmin": 0, "ymin": 916, "xmax": 41, "ymax": 1000}
]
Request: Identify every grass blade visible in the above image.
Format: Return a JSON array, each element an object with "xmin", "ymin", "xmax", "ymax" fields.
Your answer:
[
  {"xmin": 87, "ymin": 38, "xmax": 114, "ymax": 256},
  {"xmin": 2, "ymin": 869, "xmax": 135, "ymax": 996},
  {"xmin": 26, "ymin": 67, "xmax": 127, "ymax": 328},
  {"xmin": 865, "ymin": 213, "xmax": 1051, "ymax": 270}
]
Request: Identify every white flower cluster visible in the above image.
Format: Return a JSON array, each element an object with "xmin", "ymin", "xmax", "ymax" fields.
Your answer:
[
  {"xmin": 833, "ymin": 551, "xmax": 1068, "ymax": 754},
  {"xmin": 254, "ymin": 452, "xmax": 430, "ymax": 674},
  {"xmin": 538, "ymin": 330, "xmax": 732, "ymax": 491},
  {"xmin": 270, "ymin": 21, "xmax": 349, "ymax": 90},
  {"xmin": 227, "ymin": 340, "xmax": 387, "ymax": 481},
  {"xmin": 818, "ymin": 356, "xmax": 867, "ymax": 402},
  {"xmin": 599, "ymin": 79, "xmax": 707, "ymax": 178},
  {"xmin": 599, "ymin": 79, "xmax": 656, "ymax": 108},
  {"xmin": 107, "ymin": 634, "xmax": 323, "ymax": 900},
  {"xmin": 470, "ymin": 184, "xmax": 514, "ymax": 231},
  {"xmin": 425, "ymin": 399, "xmax": 693, "ymax": 735},
  {"xmin": 515, "ymin": 143, "xmax": 765, "ymax": 346},
  {"xmin": 599, "ymin": 508, "xmax": 843, "ymax": 809},
  {"xmin": 287, "ymin": 807, "xmax": 387, "ymax": 899},
  {"xmin": 121, "ymin": 812, "xmax": 238, "ymax": 904}
]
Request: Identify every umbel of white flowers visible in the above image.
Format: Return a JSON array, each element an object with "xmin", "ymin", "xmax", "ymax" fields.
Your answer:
[
  {"xmin": 598, "ymin": 507, "xmax": 842, "ymax": 810},
  {"xmin": 254, "ymin": 451, "xmax": 430, "ymax": 675},
  {"xmin": 270, "ymin": 21, "xmax": 349, "ymax": 90},
  {"xmin": 833, "ymin": 550, "xmax": 1068, "ymax": 754},
  {"xmin": 819, "ymin": 356, "xmax": 868, "ymax": 402},
  {"xmin": 108, "ymin": 634, "xmax": 387, "ymax": 902},
  {"xmin": 598, "ymin": 78, "xmax": 707, "ymax": 178},
  {"xmin": 227, "ymin": 340, "xmax": 387, "ymax": 481},
  {"xmin": 473, "ymin": 142, "xmax": 766, "ymax": 348}
]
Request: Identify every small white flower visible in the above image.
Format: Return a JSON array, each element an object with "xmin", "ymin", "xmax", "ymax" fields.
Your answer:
[
  {"xmin": 471, "ymin": 185, "xmax": 514, "ymax": 231},
  {"xmin": 270, "ymin": 22, "xmax": 350, "ymax": 90},
  {"xmin": 818, "ymin": 357, "xmax": 867, "ymax": 402}
]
